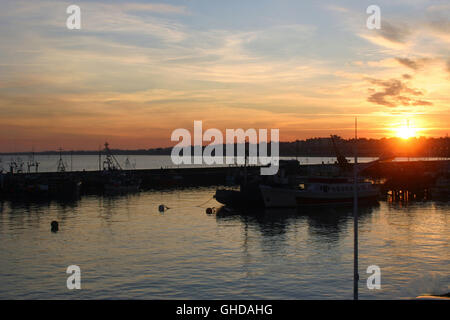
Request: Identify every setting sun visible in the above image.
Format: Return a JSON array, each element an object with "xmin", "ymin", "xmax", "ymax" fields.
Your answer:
[
  {"xmin": 391, "ymin": 119, "xmax": 421, "ymax": 139},
  {"xmin": 396, "ymin": 126, "xmax": 417, "ymax": 139}
]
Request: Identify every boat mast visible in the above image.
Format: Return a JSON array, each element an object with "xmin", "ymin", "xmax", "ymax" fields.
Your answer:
[
  {"xmin": 103, "ymin": 142, "xmax": 122, "ymax": 170},
  {"xmin": 57, "ymin": 148, "xmax": 66, "ymax": 172},
  {"xmin": 407, "ymin": 119, "xmax": 410, "ymax": 162},
  {"xmin": 98, "ymin": 146, "xmax": 102, "ymax": 171},
  {"xmin": 353, "ymin": 117, "xmax": 359, "ymax": 300},
  {"xmin": 244, "ymin": 142, "xmax": 248, "ymax": 187}
]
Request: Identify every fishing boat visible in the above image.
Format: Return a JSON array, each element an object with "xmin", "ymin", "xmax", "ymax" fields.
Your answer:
[
  {"xmin": 48, "ymin": 176, "xmax": 82, "ymax": 198},
  {"xmin": 429, "ymin": 176, "xmax": 450, "ymax": 200},
  {"xmin": 259, "ymin": 176, "xmax": 379, "ymax": 208},
  {"xmin": 428, "ymin": 162, "xmax": 450, "ymax": 200},
  {"xmin": 103, "ymin": 172, "xmax": 141, "ymax": 193},
  {"xmin": 214, "ymin": 181, "xmax": 263, "ymax": 208},
  {"xmin": 101, "ymin": 142, "xmax": 141, "ymax": 194},
  {"xmin": 0, "ymin": 150, "xmax": 81, "ymax": 199},
  {"xmin": 214, "ymin": 159, "xmax": 299, "ymax": 208},
  {"xmin": 258, "ymin": 133, "xmax": 387, "ymax": 208},
  {"xmin": 1, "ymin": 173, "xmax": 81, "ymax": 199}
]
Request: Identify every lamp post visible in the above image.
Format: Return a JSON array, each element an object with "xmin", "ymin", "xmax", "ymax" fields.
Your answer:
[{"xmin": 353, "ymin": 117, "xmax": 359, "ymax": 300}]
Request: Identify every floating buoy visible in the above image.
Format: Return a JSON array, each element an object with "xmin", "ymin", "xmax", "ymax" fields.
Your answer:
[{"xmin": 51, "ymin": 221, "xmax": 59, "ymax": 232}]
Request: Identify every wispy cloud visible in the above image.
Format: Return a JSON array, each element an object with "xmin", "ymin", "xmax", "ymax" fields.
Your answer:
[
  {"xmin": 119, "ymin": 3, "xmax": 189, "ymax": 15},
  {"xmin": 366, "ymin": 78, "xmax": 432, "ymax": 107},
  {"xmin": 379, "ymin": 21, "xmax": 412, "ymax": 44},
  {"xmin": 0, "ymin": 0, "xmax": 449, "ymax": 150},
  {"xmin": 395, "ymin": 57, "xmax": 432, "ymax": 70}
]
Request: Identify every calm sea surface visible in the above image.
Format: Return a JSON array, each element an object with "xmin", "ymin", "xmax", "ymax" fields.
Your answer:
[{"xmin": 0, "ymin": 186, "xmax": 448, "ymax": 299}]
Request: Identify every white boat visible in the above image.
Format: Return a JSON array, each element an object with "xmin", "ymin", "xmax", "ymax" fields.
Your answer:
[{"xmin": 260, "ymin": 177, "xmax": 379, "ymax": 208}]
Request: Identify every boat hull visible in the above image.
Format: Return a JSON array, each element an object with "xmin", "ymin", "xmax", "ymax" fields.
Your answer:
[
  {"xmin": 260, "ymin": 185, "xmax": 379, "ymax": 208},
  {"xmin": 214, "ymin": 185, "xmax": 264, "ymax": 208},
  {"xmin": 429, "ymin": 187, "xmax": 449, "ymax": 200}
]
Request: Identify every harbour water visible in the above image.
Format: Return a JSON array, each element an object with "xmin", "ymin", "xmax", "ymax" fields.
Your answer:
[{"xmin": 0, "ymin": 186, "xmax": 448, "ymax": 299}]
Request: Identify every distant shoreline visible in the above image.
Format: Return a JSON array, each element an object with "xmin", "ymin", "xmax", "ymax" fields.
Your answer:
[{"xmin": 1, "ymin": 136, "xmax": 449, "ymax": 158}]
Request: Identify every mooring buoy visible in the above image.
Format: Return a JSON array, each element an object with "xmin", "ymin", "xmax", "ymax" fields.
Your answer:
[{"xmin": 51, "ymin": 221, "xmax": 59, "ymax": 232}]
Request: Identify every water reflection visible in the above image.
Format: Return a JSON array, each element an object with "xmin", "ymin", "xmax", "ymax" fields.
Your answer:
[
  {"xmin": 0, "ymin": 188, "xmax": 448, "ymax": 299},
  {"xmin": 97, "ymin": 194, "xmax": 140, "ymax": 220},
  {"xmin": 216, "ymin": 203, "xmax": 379, "ymax": 245},
  {"xmin": 0, "ymin": 198, "xmax": 81, "ymax": 231},
  {"xmin": 302, "ymin": 204, "xmax": 378, "ymax": 242}
]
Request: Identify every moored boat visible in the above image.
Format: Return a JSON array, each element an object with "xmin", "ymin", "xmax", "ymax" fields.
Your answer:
[
  {"xmin": 214, "ymin": 181, "xmax": 263, "ymax": 208},
  {"xmin": 260, "ymin": 176, "xmax": 379, "ymax": 208},
  {"xmin": 429, "ymin": 176, "xmax": 450, "ymax": 200},
  {"xmin": 214, "ymin": 159, "xmax": 300, "ymax": 208},
  {"xmin": 104, "ymin": 172, "xmax": 141, "ymax": 194},
  {"xmin": 100, "ymin": 142, "xmax": 141, "ymax": 194}
]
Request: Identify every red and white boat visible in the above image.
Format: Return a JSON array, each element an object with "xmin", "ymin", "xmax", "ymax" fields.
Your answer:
[{"xmin": 259, "ymin": 176, "xmax": 379, "ymax": 208}]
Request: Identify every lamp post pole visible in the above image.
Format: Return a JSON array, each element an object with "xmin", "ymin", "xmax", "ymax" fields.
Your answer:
[{"xmin": 353, "ymin": 117, "xmax": 359, "ymax": 300}]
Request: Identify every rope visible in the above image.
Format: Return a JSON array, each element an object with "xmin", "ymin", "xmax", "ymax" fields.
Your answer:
[
  {"xmin": 195, "ymin": 196, "xmax": 215, "ymax": 208},
  {"xmin": 159, "ymin": 196, "xmax": 216, "ymax": 212}
]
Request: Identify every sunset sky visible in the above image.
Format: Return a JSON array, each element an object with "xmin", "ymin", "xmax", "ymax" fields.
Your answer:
[{"xmin": 0, "ymin": 0, "xmax": 449, "ymax": 152}]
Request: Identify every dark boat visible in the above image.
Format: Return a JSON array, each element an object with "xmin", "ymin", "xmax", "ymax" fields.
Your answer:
[
  {"xmin": 100, "ymin": 142, "xmax": 141, "ymax": 194},
  {"xmin": 0, "ymin": 173, "xmax": 81, "ymax": 199},
  {"xmin": 48, "ymin": 175, "xmax": 82, "ymax": 198},
  {"xmin": 429, "ymin": 175, "xmax": 450, "ymax": 200},
  {"xmin": 103, "ymin": 172, "xmax": 141, "ymax": 194},
  {"xmin": 214, "ymin": 181, "xmax": 263, "ymax": 208},
  {"xmin": 214, "ymin": 159, "xmax": 300, "ymax": 208}
]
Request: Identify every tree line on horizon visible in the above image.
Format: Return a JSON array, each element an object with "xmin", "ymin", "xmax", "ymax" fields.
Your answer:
[{"xmin": 2, "ymin": 136, "xmax": 449, "ymax": 158}]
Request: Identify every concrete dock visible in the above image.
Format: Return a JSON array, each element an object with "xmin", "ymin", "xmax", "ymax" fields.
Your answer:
[{"xmin": 0, "ymin": 159, "xmax": 448, "ymax": 198}]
